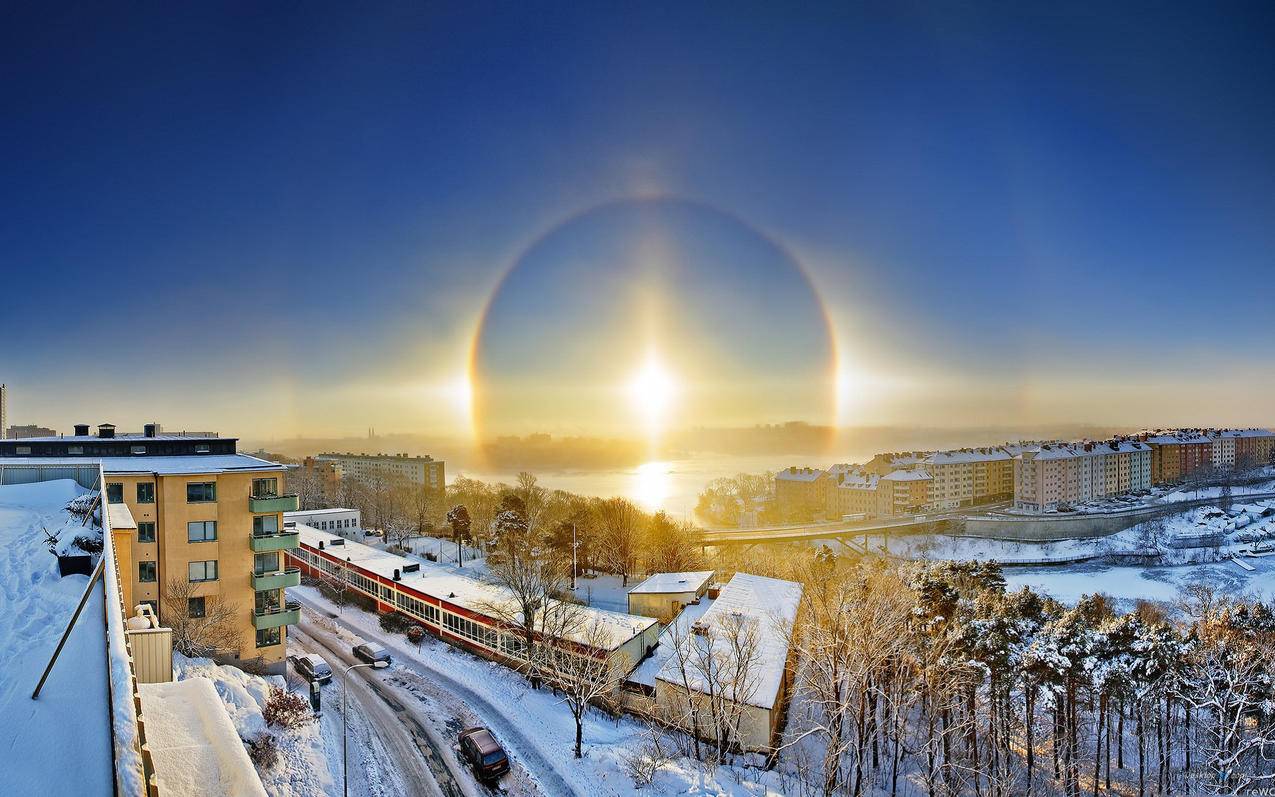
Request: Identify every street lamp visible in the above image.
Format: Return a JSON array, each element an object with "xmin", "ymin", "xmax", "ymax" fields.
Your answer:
[{"xmin": 343, "ymin": 659, "xmax": 390, "ymax": 797}]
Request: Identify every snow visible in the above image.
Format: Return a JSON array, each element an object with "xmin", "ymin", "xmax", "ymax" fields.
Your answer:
[
  {"xmin": 0, "ymin": 479, "xmax": 114, "ymax": 796},
  {"xmin": 293, "ymin": 585, "xmax": 793, "ymax": 797},
  {"xmin": 139, "ymin": 678, "xmax": 268, "ymax": 796},
  {"xmin": 627, "ymin": 597, "xmax": 716, "ymax": 689},
  {"xmin": 173, "ymin": 654, "xmax": 336, "ymax": 797},
  {"xmin": 627, "ymin": 570, "xmax": 714, "ymax": 595}
]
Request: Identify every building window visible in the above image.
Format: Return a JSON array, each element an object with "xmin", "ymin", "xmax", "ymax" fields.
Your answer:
[
  {"xmin": 252, "ymin": 514, "xmax": 279, "ymax": 536},
  {"xmin": 15, "ymin": 446, "xmax": 31, "ymax": 455},
  {"xmin": 254, "ymin": 552, "xmax": 279, "ymax": 575},
  {"xmin": 136, "ymin": 482, "xmax": 155, "ymax": 503},
  {"xmin": 256, "ymin": 628, "xmax": 281, "ymax": 647},
  {"xmin": 106, "ymin": 483, "xmax": 124, "ymax": 504},
  {"xmin": 130, "ymin": 445, "xmax": 147, "ymax": 455},
  {"xmin": 138, "ymin": 522, "xmax": 156, "ymax": 543},
  {"xmin": 139, "ymin": 561, "xmax": 157, "ymax": 583},
  {"xmin": 186, "ymin": 482, "xmax": 216, "ymax": 502},
  {"xmin": 67, "ymin": 445, "xmax": 83, "ymax": 455},
  {"xmin": 252, "ymin": 477, "xmax": 279, "ymax": 498},
  {"xmin": 187, "ymin": 520, "xmax": 218, "ymax": 543},
  {"xmin": 195, "ymin": 444, "xmax": 211, "ymax": 454},
  {"xmin": 188, "ymin": 597, "xmax": 206, "ymax": 618},
  {"xmin": 188, "ymin": 560, "xmax": 218, "ymax": 582}
]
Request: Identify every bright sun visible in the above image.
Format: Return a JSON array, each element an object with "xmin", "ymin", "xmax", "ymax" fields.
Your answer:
[{"xmin": 627, "ymin": 354, "xmax": 678, "ymax": 430}]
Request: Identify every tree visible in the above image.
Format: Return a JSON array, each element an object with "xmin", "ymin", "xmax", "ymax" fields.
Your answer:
[
  {"xmin": 161, "ymin": 577, "xmax": 243, "ymax": 657},
  {"xmin": 643, "ymin": 512, "xmax": 704, "ymax": 574},
  {"xmin": 528, "ymin": 610, "xmax": 625, "ymax": 758},
  {"xmin": 446, "ymin": 504, "xmax": 472, "ymax": 567},
  {"xmin": 594, "ymin": 497, "xmax": 643, "ymax": 586}
]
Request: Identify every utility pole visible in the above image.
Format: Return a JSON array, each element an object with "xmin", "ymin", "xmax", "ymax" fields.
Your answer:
[{"xmin": 571, "ymin": 521, "xmax": 578, "ymax": 590}]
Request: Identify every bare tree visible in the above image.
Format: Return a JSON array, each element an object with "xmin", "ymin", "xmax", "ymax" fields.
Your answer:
[
  {"xmin": 527, "ymin": 608, "xmax": 626, "ymax": 757},
  {"xmin": 161, "ymin": 577, "xmax": 243, "ymax": 657},
  {"xmin": 594, "ymin": 497, "xmax": 644, "ymax": 586},
  {"xmin": 446, "ymin": 504, "xmax": 472, "ymax": 567}
]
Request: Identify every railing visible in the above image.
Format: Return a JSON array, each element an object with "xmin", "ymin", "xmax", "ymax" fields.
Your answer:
[{"xmin": 248, "ymin": 493, "xmax": 299, "ymax": 513}]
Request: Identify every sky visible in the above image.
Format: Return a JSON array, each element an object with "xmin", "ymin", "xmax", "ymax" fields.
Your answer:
[{"xmin": 3, "ymin": 2, "xmax": 1274, "ymax": 443}]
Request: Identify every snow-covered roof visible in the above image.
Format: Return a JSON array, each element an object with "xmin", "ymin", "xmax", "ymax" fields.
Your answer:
[
  {"xmin": 627, "ymin": 597, "xmax": 716, "ymax": 689},
  {"xmin": 628, "ymin": 571, "xmax": 715, "ymax": 595},
  {"xmin": 107, "ymin": 502, "xmax": 137, "ymax": 530},
  {"xmin": 13, "ymin": 433, "xmax": 226, "ymax": 443},
  {"xmin": 0, "ymin": 453, "xmax": 285, "ymax": 475},
  {"xmin": 883, "ymin": 468, "xmax": 931, "ymax": 482},
  {"xmin": 285, "ymin": 507, "xmax": 359, "ymax": 517},
  {"xmin": 295, "ymin": 525, "xmax": 657, "ymax": 652},
  {"xmin": 1145, "ymin": 433, "xmax": 1212, "ymax": 445},
  {"xmin": 776, "ymin": 467, "xmax": 825, "ymax": 482},
  {"xmin": 138, "ymin": 678, "xmax": 267, "ymax": 796},
  {"xmin": 0, "ymin": 479, "xmax": 115, "ymax": 795},
  {"xmin": 1024, "ymin": 440, "xmax": 1151, "ymax": 461},
  {"xmin": 833, "ymin": 470, "xmax": 878, "ymax": 490},
  {"xmin": 923, "ymin": 448, "xmax": 1011, "ymax": 465},
  {"xmin": 653, "ymin": 572, "xmax": 803, "ymax": 710}
]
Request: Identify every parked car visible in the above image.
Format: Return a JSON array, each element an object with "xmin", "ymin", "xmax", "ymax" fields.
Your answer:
[
  {"xmin": 352, "ymin": 640, "xmax": 392, "ymax": 666},
  {"xmin": 289, "ymin": 653, "xmax": 333, "ymax": 684},
  {"xmin": 458, "ymin": 727, "xmax": 509, "ymax": 780}
]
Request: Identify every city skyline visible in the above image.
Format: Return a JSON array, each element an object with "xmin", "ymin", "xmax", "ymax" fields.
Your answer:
[{"xmin": 5, "ymin": 4, "xmax": 1275, "ymax": 441}]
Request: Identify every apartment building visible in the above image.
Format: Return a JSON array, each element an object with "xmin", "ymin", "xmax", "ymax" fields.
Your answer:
[
  {"xmin": 6, "ymin": 423, "xmax": 57, "ymax": 438},
  {"xmin": 879, "ymin": 468, "xmax": 932, "ymax": 514},
  {"xmin": 1144, "ymin": 431, "xmax": 1218, "ymax": 483},
  {"xmin": 316, "ymin": 451, "xmax": 445, "ymax": 499},
  {"xmin": 827, "ymin": 466, "xmax": 878, "ymax": 517},
  {"xmin": 921, "ymin": 448, "xmax": 1014, "ymax": 510},
  {"xmin": 1014, "ymin": 439, "xmax": 1153, "ymax": 511},
  {"xmin": 774, "ymin": 466, "xmax": 829, "ymax": 519},
  {"xmin": 1215, "ymin": 428, "xmax": 1275, "ymax": 470},
  {"xmin": 0, "ymin": 423, "xmax": 298, "ymax": 672}
]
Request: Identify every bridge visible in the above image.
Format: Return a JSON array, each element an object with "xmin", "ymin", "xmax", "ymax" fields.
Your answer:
[{"xmin": 696, "ymin": 505, "xmax": 997, "ymax": 548}]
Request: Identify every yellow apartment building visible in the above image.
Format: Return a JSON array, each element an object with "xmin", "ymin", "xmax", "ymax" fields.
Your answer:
[{"xmin": 0, "ymin": 422, "xmax": 298, "ymax": 672}]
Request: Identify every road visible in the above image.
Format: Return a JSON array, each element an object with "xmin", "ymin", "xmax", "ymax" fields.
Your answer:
[
  {"xmin": 699, "ymin": 504, "xmax": 1000, "ymax": 545},
  {"xmin": 290, "ymin": 622, "xmax": 473, "ymax": 797},
  {"xmin": 293, "ymin": 590, "xmax": 579, "ymax": 797}
]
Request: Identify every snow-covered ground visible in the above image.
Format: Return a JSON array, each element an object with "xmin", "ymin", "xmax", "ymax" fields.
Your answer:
[
  {"xmin": 292, "ymin": 585, "xmax": 793, "ymax": 797},
  {"xmin": 174, "ymin": 654, "xmax": 336, "ymax": 796},
  {"xmin": 875, "ymin": 499, "xmax": 1275, "ymax": 611},
  {"xmin": 0, "ymin": 479, "xmax": 113, "ymax": 796}
]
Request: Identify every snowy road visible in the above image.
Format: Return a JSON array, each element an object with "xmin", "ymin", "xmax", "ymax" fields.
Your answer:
[
  {"xmin": 290, "ymin": 623, "xmax": 462, "ymax": 797},
  {"xmin": 292, "ymin": 591, "xmax": 578, "ymax": 797}
]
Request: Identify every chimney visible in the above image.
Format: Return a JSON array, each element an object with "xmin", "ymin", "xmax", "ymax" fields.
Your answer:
[
  {"xmin": 97, "ymin": 423, "xmax": 116, "ymax": 439},
  {"xmin": 143, "ymin": 422, "xmax": 160, "ymax": 438},
  {"xmin": 74, "ymin": 423, "xmax": 89, "ymax": 436}
]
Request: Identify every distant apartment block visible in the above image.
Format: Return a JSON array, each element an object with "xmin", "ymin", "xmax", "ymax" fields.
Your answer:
[
  {"xmin": 774, "ymin": 466, "xmax": 829, "ymax": 519},
  {"xmin": 6, "ymin": 423, "xmax": 57, "ymax": 438},
  {"xmin": 0, "ymin": 383, "xmax": 6, "ymax": 439},
  {"xmin": 285, "ymin": 506, "xmax": 362, "ymax": 538},
  {"xmin": 1140, "ymin": 428, "xmax": 1275, "ymax": 483},
  {"xmin": 316, "ymin": 451, "xmax": 445, "ymax": 498},
  {"xmin": 921, "ymin": 447, "xmax": 1014, "ymax": 509},
  {"xmin": 1014, "ymin": 439, "xmax": 1153, "ymax": 511},
  {"xmin": 0, "ymin": 422, "xmax": 299, "ymax": 672}
]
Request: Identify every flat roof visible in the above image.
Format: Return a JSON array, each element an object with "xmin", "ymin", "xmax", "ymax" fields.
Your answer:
[
  {"xmin": 107, "ymin": 502, "xmax": 137, "ymax": 530},
  {"xmin": 628, "ymin": 571, "xmax": 715, "ymax": 595},
  {"xmin": 285, "ymin": 507, "xmax": 360, "ymax": 517},
  {"xmin": 296, "ymin": 525, "xmax": 657, "ymax": 651},
  {"xmin": 13, "ymin": 433, "xmax": 227, "ymax": 443},
  {"xmin": 0, "ymin": 453, "xmax": 285, "ymax": 475}
]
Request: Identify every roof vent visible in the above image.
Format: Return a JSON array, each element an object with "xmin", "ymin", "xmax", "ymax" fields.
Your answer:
[
  {"xmin": 143, "ymin": 422, "xmax": 161, "ymax": 437},
  {"xmin": 393, "ymin": 569, "xmax": 401, "ymax": 581},
  {"xmin": 97, "ymin": 423, "xmax": 116, "ymax": 439},
  {"xmin": 74, "ymin": 424, "xmax": 89, "ymax": 436}
]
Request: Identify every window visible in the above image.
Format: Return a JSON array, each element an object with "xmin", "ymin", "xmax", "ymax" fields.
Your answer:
[
  {"xmin": 137, "ymin": 522, "xmax": 156, "ymax": 543},
  {"xmin": 139, "ymin": 561, "xmax": 157, "ymax": 583},
  {"xmin": 130, "ymin": 445, "xmax": 147, "ymax": 455},
  {"xmin": 15, "ymin": 446, "xmax": 31, "ymax": 455},
  {"xmin": 256, "ymin": 628, "xmax": 281, "ymax": 647},
  {"xmin": 187, "ymin": 521, "xmax": 217, "ymax": 542},
  {"xmin": 195, "ymin": 444, "xmax": 210, "ymax": 454},
  {"xmin": 254, "ymin": 552, "xmax": 279, "ymax": 575},
  {"xmin": 188, "ymin": 597, "xmax": 206, "ymax": 618},
  {"xmin": 252, "ymin": 477, "xmax": 278, "ymax": 498},
  {"xmin": 106, "ymin": 483, "xmax": 124, "ymax": 504},
  {"xmin": 188, "ymin": 560, "xmax": 218, "ymax": 582},
  {"xmin": 67, "ymin": 445, "xmax": 83, "ymax": 455},
  {"xmin": 136, "ymin": 482, "xmax": 155, "ymax": 503},
  {"xmin": 252, "ymin": 514, "xmax": 279, "ymax": 536},
  {"xmin": 186, "ymin": 482, "xmax": 216, "ymax": 503}
]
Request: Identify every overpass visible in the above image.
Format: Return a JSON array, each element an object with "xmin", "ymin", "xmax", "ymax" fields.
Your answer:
[{"xmin": 698, "ymin": 507, "xmax": 984, "ymax": 547}]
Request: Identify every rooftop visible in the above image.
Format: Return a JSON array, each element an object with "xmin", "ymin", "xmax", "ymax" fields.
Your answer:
[
  {"xmin": 627, "ymin": 570, "xmax": 715, "ymax": 595},
  {"xmin": 285, "ymin": 507, "xmax": 360, "ymax": 517},
  {"xmin": 776, "ymin": 466, "xmax": 825, "ymax": 482},
  {"xmin": 0, "ymin": 453, "xmax": 285, "ymax": 475}
]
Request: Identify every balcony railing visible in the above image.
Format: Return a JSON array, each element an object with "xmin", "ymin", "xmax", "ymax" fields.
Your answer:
[
  {"xmin": 249, "ymin": 493, "xmax": 299, "ymax": 513},
  {"xmin": 251, "ymin": 567, "xmax": 301, "ymax": 591},
  {"xmin": 249, "ymin": 530, "xmax": 300, "ymax": 552},
  {"xmin": 252, "ymin": 600, "xmax": 301, "ymax": 630}
]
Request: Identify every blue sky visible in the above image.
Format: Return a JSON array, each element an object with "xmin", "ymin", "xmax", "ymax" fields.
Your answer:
[{"xmin": 3, "ymin": 2, "xmax": 1274, "ymax": 437}]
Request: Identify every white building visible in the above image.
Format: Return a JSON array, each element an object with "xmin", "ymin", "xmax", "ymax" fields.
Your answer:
[
  {"xmin": 284, "ymin": 507, "xmax": 362, "ymax": 539},
  {"xmin": 625, "ymin": 572, "xmax": 803, "ymax": 753},
  {"xmin": 627, "ymin": 570, "xmax": 715, "ymax": 622}
]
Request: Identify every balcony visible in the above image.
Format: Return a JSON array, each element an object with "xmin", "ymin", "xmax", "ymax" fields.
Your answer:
[
  {"xmin": 250, "ymin": 530, "xmax": 300, "ymax": 553},
  {"xmin": 252, "ymin": 567, "xmax": 301, "ymax": 591},
  {"xmin": 249, "ymin": 493, "xmax": 299, "ymax": 514},
  {"xmin": 253, "ymin": 600, "xmax": 301, "ymax": 630}
]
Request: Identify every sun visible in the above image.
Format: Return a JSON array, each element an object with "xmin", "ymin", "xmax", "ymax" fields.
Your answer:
[{"xmin": 627, "ymin": 354, "xmax": 678, "ymax": 432}]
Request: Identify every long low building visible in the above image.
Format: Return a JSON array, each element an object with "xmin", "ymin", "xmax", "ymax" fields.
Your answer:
[{"xmin": 287, "ymin": 525, "xmax": 660, "ymax": 677}]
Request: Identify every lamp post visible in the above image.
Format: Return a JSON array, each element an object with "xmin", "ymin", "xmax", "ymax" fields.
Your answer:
[
  {"xmin": 343, "ymin": 659, "xmax": 389, "ymax": 797},
  {"xmin": 571, "ymin": 521, "xmax": 578, "ymax": 590}
]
